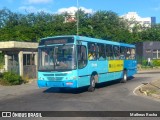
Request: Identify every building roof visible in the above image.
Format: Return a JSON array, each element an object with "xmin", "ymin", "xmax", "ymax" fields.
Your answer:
[{"xmin": 0, "ymin": 41, "xmax": 38, "ymax": 51}]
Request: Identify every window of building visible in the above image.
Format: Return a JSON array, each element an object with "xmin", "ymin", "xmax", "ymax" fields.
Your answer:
[
  {"xmin": 77, "ymin": 45, "xmax": 87, "ymax": 69},
  {"xmin": 106, "ymin": 45, "xmax": 114, "ymax": 60},
  {"xmin": 153, "ymin": 50, "xmax": 157, "ymax": 59},
  {"xmin": 146, "ymin": 49, "xmax": 151, "ymax": 53},
  {"xmin": 23, "ymin": 54, "xmax": 35, "ymax": 66},
  {"xmin": 97, "ymin": 43, "xmax": 106, "ymax": 60},
  {"xmin": 158, "ymin": 50, "xmax": 160, "ymax": 59},
  {"xmin": 152, "ymin": 49, "xmax": 160, "ymax": 59},
  {"xmin": 88, "ymin": 43, "xmax": 97, "ymax": 60},
  {"xmin": 8, "ymin": 53, "xmax": 18, "ymax": 66},
  {"xmin": 143, "ymin": 21, "xmax": 150, "ymax": 24}
]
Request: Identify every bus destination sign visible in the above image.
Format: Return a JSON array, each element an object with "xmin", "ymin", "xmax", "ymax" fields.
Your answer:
[
  {"xmin": 39, "ymin": 37, "xmax": 74, "ymax": 45},
  {"xmin": 45, "ymin": 39, "xmax": 67, "ymax": 45}
]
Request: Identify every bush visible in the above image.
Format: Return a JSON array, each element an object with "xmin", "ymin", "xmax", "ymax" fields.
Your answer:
[
  {"xmin": 0, "ymin": 53, "xmax": 4, "ymax": 69},
  {"xmin": 0, "ymin": 72, "xmax": 23, "ymax": 85},
  {"xmin": 142, "ymin": 60, "xmax": 147, "ymax": 66},
  {"xmin": 152, "ymin": 59, "xmax": 160, "ymax": 66}
]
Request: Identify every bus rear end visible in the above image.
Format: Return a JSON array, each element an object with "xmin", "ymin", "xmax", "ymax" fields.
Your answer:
[{"xmin": 37, "ymin": 36, "xmax": 78, "ymax": 88}]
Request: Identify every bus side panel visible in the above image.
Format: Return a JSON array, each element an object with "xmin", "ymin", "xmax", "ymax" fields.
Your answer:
[
  {"xmin": 77, "ymin": 61, "xmax": 108, "ymax": 87},
  {"xmin": 99, "ymin": 71, "xmax": 123, "ymax": 83},
  {"xmin": 77, "ymin": 76, "xmax": 90, "ymax": 88},
  {"xmin": 77, "ymin": 64, "xmax": 90, "ymax": 87},
  {"xmin": 99, "ymin": 60, "xmax": 123, "ymax": 83},
  {"xmin": 114, "ymin": 71, "xmax": 123, "ymax": 79},
  {"xmin": 124, "ymin": 60, "xmax": 137, "ymax": 77},
  {"xmin": 97, "ymin": 60, "xmax": 123, "ymax": 83},
  {"xmin": 97, "ymin": 60, "xmax": 108, "ymax": 82},
  {"xmin": 127, "ymin": 69, "xmax": 137, "ymax": 77}
]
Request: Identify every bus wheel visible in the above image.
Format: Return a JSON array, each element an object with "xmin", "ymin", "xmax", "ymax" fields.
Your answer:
[
  {"xmin": 88, "ymin": 75, "xmax": 96, "ymax": 92},
  {"xmin": 121, "ymin": 70, "xmax": 127, "ymax": 83}
]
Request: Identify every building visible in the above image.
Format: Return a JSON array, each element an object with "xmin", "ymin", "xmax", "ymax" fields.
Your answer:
[
  {"xmin": 64, "ymin": 13, "xmax": 76, "ymax": 23},
  {"xmin": 0, "ymin": 41, "xmax": 38, "ymax": 79},
  {"xmin": 121, "ymin": 12, "xmax": 156, "ymax": 31},
  {"xmin": 136, "ymin": 41, "xmax": 160, "ymax": 63}
]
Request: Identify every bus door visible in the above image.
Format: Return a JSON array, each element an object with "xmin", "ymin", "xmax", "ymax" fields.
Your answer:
[{"xmin": 77, "ymin": 41, "xmax": 89, "ymax": 87}]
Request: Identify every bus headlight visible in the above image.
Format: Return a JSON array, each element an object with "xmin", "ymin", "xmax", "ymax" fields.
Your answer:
[
  {"xmin": 39, "ymin": 77, "xmax": 44, "ymax": 80},
  {"xmin": 70, "ymin": 76, "xmax": 77, "ymax": 80}
]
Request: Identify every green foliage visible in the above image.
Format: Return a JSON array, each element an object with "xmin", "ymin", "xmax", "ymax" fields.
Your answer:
[
  {"xmin": 140, "ymin": 25, "xmax": 160, "ymax": 41},
  {"xmin": 0, "ymin": 72, "xmax": 22, "ymax": 85},
  {"xmin": 142, "ymin": 60, "xmax": 147, "ymax": 66},
  {"xmin": 0, "ymin": 53, "xmax": 4, "ymax": 69},
  {"xmin": 140, "ymin": 59, "xmax": 160, "ymax": 67},
  {"xmin": 0, "ymin": 8, "xmax": 160, "ymax": 43},
  {"xmin": 152, "ymin": 59, "xmax": 160, "ymax": 66}
]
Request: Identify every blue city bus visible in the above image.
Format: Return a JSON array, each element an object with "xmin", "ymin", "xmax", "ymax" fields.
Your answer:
[{"xmin": 37, "ymin": 35, "xmax": 137, "ymax": 92}]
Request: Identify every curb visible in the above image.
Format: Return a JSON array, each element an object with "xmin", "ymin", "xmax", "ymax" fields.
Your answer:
[
  {"xmin": 139, "ymin": 86, "xmax": 148, "ymax": 95},
  {"xmin": 138, "ymin": 83, "xmax": 160, "ymax": 100},
  {"xmin": 137, "ymin": 69, "xmax": 160, "ymax": 73}
]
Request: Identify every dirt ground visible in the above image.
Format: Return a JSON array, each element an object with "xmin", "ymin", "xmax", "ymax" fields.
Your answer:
[{"xmin": 137, "ymin": 79, "xmax": 160, "ymax": 99}]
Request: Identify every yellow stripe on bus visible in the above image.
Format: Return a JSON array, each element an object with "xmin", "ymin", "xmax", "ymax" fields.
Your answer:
[{"xmin": 108, "ymin": 60, "xmax": 124, "ymax": 72}]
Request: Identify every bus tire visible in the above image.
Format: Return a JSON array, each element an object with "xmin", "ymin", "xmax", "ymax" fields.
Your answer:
[
  {"xmin": 121, "ymin": 70, "xmax": 127, "ymax": 83},
  {"xmin": 88, "ymin": 75, "xmax": 96, "ymax": 92}
]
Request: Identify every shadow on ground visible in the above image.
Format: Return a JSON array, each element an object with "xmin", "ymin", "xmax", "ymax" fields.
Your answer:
[{"xmin": 43, "ymin": 77, "xmax": 135, "ymax": 94}]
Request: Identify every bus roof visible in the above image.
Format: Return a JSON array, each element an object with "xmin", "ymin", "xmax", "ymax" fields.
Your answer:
[{"xmin": 41, "ymin": 35, "xmax": 135, "ymax": 48}]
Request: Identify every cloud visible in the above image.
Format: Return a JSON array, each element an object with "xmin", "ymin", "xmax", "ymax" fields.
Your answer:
[
  {"xmin": 27, "ymin": 0, "xmax": 53, "ymax": 4},
  {"xmin": 79, "ymin": 7, "xmax": 93, "ymax": 14},
  {"xmin": 18, "ymin": 6, "xmax": 52, "ymax": 13},
  {"xmin": 57, "ymin": 6, "xmax": 93, "ymax": 15}
]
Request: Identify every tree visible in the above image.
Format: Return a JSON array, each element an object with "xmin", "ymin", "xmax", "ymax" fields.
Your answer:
[
  {"xmin": 140, "ymin": 24, "xmax": 160, "ymax": 41},
  {"xmin": 1, "ymin": 8, "xmax": 159, "ymax": 43}
]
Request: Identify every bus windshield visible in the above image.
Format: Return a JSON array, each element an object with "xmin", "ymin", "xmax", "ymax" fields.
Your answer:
[{"xmin": 38, "ymin": 45, "xmax": 76, "ymax": 71}]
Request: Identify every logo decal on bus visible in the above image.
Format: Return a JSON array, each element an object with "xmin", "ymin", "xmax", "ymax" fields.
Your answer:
[{"xmin": 108, "ymin": 60, "xmax": 124, "ymax": 72}]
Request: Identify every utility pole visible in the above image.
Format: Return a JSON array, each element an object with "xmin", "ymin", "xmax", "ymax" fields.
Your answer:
[{"xmin": 76, "ymin": 0, "xmax": 79, "ymax": 35}]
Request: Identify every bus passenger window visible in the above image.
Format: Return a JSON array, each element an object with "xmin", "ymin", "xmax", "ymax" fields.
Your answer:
[
  {"xmin": 77, "ymin": 45, "xmax": 87, "ymax": 69},
  {"xmin": 97, "ymin": 44, "xmax": 106, "ymax": 60},
  {"xmin": 88, "ymin": 43, "xmax": 97, "ymax": 60},
  {"xmin": 113, "ymin": 46, "xmax": 120, "ymax": 60},
  {"xmin": 130, "ymin": 48, "xmax": 135, "ymax": 59},
  {"xmin": 120, "ymin": 47, "xmax": 126, "ymax": 60},
  {"xmin": 106, "ymin": 45, "xmax": 113, "ymax": 60},
  {"xmin": 126, "ymin": 48, "xmax": 131, "ymax": 59}
]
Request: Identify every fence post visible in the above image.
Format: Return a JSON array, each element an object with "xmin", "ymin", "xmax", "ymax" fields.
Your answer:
[{"xmin": 19, "ymin": 51, "xmax": 23, "ymax": 77}]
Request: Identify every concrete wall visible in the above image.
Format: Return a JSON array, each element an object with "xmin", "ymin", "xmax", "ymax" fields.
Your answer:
[
  {"xmin": 0, "ymin": 41, "xmax": 38, "ymax": 78},
  {"xmin": 136, "ymin": 41, "xmax": 160, "ymax": 63}
]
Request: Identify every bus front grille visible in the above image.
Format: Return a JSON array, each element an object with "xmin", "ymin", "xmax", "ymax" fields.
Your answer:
[{"xmin": 47, "ymin": 77, "xmax": 64, "ymax": 81}]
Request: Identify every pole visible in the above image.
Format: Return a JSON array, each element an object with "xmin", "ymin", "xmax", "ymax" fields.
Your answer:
[{"xmin": 76, "ymin": 0, "xmax": 79, "ymax": 35}]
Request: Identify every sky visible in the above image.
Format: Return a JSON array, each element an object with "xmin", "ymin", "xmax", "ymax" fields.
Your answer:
[{"xmin": 0, "ymin": 0, "xmax": 160, "ymax": 23}]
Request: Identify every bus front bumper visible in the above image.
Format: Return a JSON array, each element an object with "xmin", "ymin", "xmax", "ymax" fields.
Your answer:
[{"xmin": 37, "ymin": 80, "xmax": 77, "ymax": 88}]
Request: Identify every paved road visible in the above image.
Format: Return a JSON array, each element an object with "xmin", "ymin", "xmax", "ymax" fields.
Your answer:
[{"xmin": 0, "ymin": 72, "xmax": 160, "ymax": 120}]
